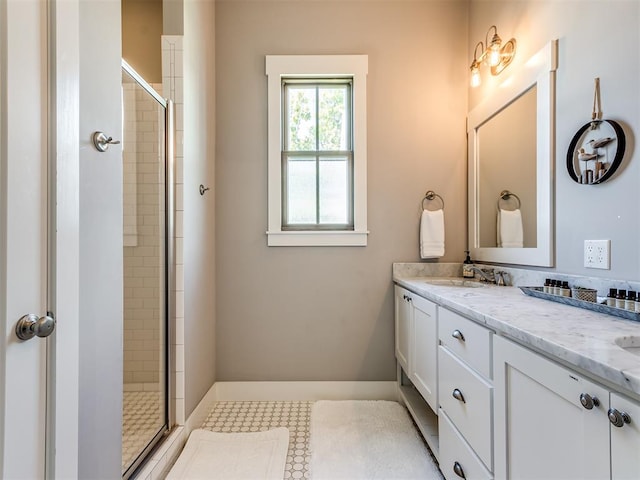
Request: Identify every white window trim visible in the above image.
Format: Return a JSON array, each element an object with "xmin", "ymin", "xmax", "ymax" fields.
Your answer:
[{"xmin": 266, "ymin": 55, "xmax": 368, "ymax": 247}]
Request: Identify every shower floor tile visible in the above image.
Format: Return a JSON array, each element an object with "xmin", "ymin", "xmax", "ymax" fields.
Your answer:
[
  {"xmin": 201, "ymin": 401, "xmax": 312, "ymax": 479},
  {"xmin": 122, "ymin": 390, "xmax": 164, "ymax": 473}
]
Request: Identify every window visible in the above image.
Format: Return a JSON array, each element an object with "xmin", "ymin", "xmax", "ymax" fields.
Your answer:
[
  {"xmin": 282, "ymin": 79, "xmax": 353, "ymax": 230},
  {"xmin": 266, "ymin": 55, "xmax": 368, "ymax": 246}
]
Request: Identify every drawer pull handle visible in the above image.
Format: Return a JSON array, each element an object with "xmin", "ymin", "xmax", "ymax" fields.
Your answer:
[
  {"xmin": 453, "ymin": 461, "xmax": 466, "ymax": 479},
  {"xmin": 579, "ymin": 393, "xmax": 600, "ymax": 410},
  {"xmin": 608, "ymin": 408, "xmax": 631, "ymax": 428},
  {"xmin": 452, "ymin": 329, "xmax": 465, "ymax": 342},
  {"xmin": 452, "ymin": 388, "xmax": 466, "ymax": 403}
]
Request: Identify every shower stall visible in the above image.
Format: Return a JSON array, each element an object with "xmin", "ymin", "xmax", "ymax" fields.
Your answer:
[{"xmin": 120, "ymin": 60, "xmax": 174, "ymax": 477}]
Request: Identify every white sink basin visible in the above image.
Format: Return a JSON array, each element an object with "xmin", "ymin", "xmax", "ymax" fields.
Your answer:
[
  {"xmin": 421, "ymin": 278, "xmax": 486, "ymax": 288},
  {"xmin": 614, "ymin": 336, "xmax": 640, "ymax": 356}
]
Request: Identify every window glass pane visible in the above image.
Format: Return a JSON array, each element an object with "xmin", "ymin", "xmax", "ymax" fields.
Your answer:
[
  {"xmin": 286, "ymin": 86, "xmax": 316, "ymax": 151},
  {"xmin": 319, "ymin": 157, "xmax": 349, "ymax": 224},
  {"xmin": 286, "ymin": 156, "xmax": 316, "ymax": 224},
  {"xmin": 319, "ymin": 86, "xmax": 349, "ymax": 151}
]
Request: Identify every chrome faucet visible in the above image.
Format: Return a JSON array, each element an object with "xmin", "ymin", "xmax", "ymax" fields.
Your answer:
[
  {"xmin": 467, "ymin": 266, "xmax": 509, "ymax": 285},
  {"xmin": 468, "ymin": 266, "xmax": 496, "ymax": 283}
]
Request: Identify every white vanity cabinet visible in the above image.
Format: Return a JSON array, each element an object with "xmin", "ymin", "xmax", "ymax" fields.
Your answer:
[
  {"xmin": 438, "ymin": 308, "xmax": 494, "ymax": 479},
  {"xmin": 409, "ymin": 294, "xmax": 438, "ymax": 411},
  {"xmin": 610, "ymin": 392, "xmax": 640, "ymax": 478},
  {"xmin": 393, "ymin": 278, "xmax": 640, "ymax": 480},
  {"xmin": 394, "ymin": 286, "xmax": 412, "ymax": 373},
  {"xmin": 494, "ymin": 335, "xmax": 640, "ymax": 480},
  {"xmin": 394, "ymin": 285, "xmax": 438, "ymax": 411}
]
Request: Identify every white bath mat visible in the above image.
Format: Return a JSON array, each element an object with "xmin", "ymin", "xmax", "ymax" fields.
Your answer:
[
  {"xmin": 310, "ymin": 400, "xmax": 442, "ymax": 480},
  {"xmin": 166, "ymin": 427, "xmax": 289, "ymax": 480}
]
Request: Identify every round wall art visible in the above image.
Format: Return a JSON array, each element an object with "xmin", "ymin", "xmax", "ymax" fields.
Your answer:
[{"xmin": 566, "ymin": 119, "xmax": 626, "ymax": 185}]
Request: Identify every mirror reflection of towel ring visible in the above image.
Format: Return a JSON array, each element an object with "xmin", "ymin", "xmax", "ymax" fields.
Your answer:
[
  {"xmin": 497, "ymin": 190, "xmax": 521, "ymax": 211},
  {"xmin": 422, "ymin": 190, "xmax": 444, "ymax": 211}
]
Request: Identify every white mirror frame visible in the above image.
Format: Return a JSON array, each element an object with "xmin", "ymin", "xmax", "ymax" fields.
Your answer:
[{"xmin": 468, "ymin": 39, "xmax": 558, "ymax": 267}]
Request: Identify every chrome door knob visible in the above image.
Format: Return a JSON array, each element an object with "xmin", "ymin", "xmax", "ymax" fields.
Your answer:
[
  {"xmin": 453, "ymin": 461, "xmax": 466, "ymax": 479},
  {"xmin": 580, "ymin": 393, "xmax": 600, "ymax": 410},
  {"xmin": 608, "ymin": 408, "xmax": 631, "ymax": 428},
  {"xmin": 15, "ymin": 313, "xmax": 56, "ymax": 341}
]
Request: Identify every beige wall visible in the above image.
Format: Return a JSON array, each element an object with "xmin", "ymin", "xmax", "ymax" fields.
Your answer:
[
  {"xmin": 122, "ymin": 0, "xmax": 163, "ymax": 83},
  {"xmin": 215, "ymin": 0, "xmax": 469, "ymax": 381},
  {"xmin": 469, "ymin": 1, "xmax": 640, "ymax": 280},
  {"xmin": 184, "ymin": 0, "xmax": 216, "ymax": 416}
]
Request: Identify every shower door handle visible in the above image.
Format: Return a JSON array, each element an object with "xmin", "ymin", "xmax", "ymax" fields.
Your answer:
[
  {"xmin": 92, "ymin": 131, "xmax": 121, "ymax": 152},
  {"xmin": 15, "ymin": 312, "xmax": 56, "ymax": 341}
]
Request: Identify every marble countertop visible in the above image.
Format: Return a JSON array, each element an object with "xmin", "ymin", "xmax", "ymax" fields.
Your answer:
[{"xmin": 394, "ymin": 274, "xmax": 640, "ymax": 398}]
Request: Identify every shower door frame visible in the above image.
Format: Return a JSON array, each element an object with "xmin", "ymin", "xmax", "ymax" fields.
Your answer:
[{"xmin": 121, "ymin": 59, "xmax": 175, "ymax": 479}]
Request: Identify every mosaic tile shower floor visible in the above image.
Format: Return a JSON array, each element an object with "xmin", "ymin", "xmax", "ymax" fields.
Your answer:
[
  {"xmin": 122, "ymin": 391, "xmax": 164, "ymax": 473},
  {"xmin": 201, "ymin": 401, "xmax": 313, "ymax": 479}
]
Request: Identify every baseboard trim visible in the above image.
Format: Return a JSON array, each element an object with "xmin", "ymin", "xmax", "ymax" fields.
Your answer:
[{"xmin": 211, "ymin": 381, "xmax": 399, "ymax": 402}]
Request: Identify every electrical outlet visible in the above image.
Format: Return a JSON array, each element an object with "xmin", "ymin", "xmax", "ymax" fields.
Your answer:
[{"xmin": 584, "ymin": 240, "xmax": 610, "ymax": 269}]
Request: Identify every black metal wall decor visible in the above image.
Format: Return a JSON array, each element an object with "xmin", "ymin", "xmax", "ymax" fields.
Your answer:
[{"xmin": 566, "ymin": 78, "xmax": 627, "ymax": 185}]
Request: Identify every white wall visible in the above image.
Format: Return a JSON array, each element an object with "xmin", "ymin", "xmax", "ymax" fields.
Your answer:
[
  {"xmin": 215, "ymin": 0, "xmax": 469, "ymax": 382},
  {"xmin": 469, "ymin": 0, "xmax": 640, "ymax": 281},
  {"xmin": 183, "ymin": 0, "xmax": 216, "ymax": 417}
]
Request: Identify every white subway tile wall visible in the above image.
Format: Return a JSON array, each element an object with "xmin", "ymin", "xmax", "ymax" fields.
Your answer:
[{"xmin": 162, "ymin": 34, "xmax": 185, "ymax": 425}]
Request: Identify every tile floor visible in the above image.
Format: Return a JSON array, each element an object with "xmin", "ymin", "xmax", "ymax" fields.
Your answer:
[
  {"xmin": 201, "ymin": 401, "xmax": 313, "ymax": 480},
  {"xmin": 122, "ymin": 391, "xmax": 165, "ymax": 473}
]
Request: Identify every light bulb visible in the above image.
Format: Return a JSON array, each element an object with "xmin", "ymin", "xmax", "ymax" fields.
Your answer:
[
  {"xmin": 488, "ymin": 44, "xmax": 501, "ymax": 67},
  {"xmin": 470, "ymin": 64, "xmax": 481, "ymax": 88}
]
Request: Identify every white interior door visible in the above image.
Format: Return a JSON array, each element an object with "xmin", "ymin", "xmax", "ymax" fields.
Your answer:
[
  {"xmin": 77, "ymin": 0, "xmax": 123, "ymax": 477},
  {"xmin": 0, "ymin": 0, "xmax": 49, "ymax": 478},
  {"xmin": 1, "ymin": 0, "xmax": 121, "ymax": 477}
]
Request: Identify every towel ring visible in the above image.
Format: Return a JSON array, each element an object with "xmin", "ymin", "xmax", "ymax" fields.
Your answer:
[
  {"xmin": 497, "ymin": 190, "xmax": 521, "ymax": 211},
  {"xmin": 422, "ymin": 190, "xmax": 444, "ymax": 211}
]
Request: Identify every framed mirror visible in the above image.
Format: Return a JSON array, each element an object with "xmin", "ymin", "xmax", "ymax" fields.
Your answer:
[{"xmin": 468, "ymin": 39, "xmax": 558, "ymax": 267}]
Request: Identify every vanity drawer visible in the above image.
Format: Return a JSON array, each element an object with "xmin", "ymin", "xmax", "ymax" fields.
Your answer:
[
  {"xmin": 439, "ymin": 409, "xmax": 493, "ymax": 480},
  {"xmin": 439, "ymin": 345, "xmax": 493, "ymax": 470},
  {"xmin": 439, "ymin": 307, "xmax": 492, "ymax": 379}
]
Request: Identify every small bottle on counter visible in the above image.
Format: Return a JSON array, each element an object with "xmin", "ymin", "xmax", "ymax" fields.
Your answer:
[
  {"xmin": 626, "ymin": 291, "xmax": 637, "ymax": 311},
  {"xmin": 607, "ymin": 288, "xmax": 618, "ymax": 307},
  {"xmin": 543, "ymin": 278, "xmax": 551, "ymax": 294},
  {"xmin": 561, "ymin": 281, "xmax": 571, "ymax": 297},
  {"xmin": 462, "ymin": 251, "xmax": 474, "ymax": 278},
  {"xmin": 553, "ymin": 280, "xmax": 561, "ymax": 296},
  {"xmin": 616, "ymin": 289, "xmax": 627, "ymax": 309},
  {"xmin": 635, "ymin": 294, "xmax": 640, "ymax": 313}
]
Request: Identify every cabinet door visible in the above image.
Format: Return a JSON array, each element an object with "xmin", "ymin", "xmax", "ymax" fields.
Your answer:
[
  {"xmin": 493, "ymin": 336, "xmax": 609, "ymax": 480},
  {"xmin": 610, "ymin": 392, "xmax": 640, "ymax": 479},
  {"xmin": 394, "ymin": 286, "xmax": 411, "ymax": 372},
  {"xmin": 410, "ymin": 296, "xmax": 438, "ymax": 411}
]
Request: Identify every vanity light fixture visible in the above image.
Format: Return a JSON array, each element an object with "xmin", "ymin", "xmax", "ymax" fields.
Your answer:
[{"xmin": 469, "ymin": 25, "xmax": 517, "ymax": 87}]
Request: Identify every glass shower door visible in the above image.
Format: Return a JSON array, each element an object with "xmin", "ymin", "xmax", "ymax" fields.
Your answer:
[{"xmin": 121, "ymin": 61, "xmax": 172, "ymax": 478}]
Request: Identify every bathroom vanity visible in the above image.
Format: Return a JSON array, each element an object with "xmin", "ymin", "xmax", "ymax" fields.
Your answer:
[{"xmin": 393, "ymin": 265, "xmax": 640, "ymax": 480}]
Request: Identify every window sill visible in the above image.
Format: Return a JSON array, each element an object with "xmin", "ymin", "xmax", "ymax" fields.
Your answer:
[{"xmin": 266, "ymin": 230, "xmax": 369, "ymax": 247}]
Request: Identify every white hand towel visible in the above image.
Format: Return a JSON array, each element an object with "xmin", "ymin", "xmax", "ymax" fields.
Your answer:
[
  {"xmin": 420, "ymin": 209, "xmax": 445, "ymax": 258},
  {"xmin": 497, "ymin": 208, "xmax": 523, "ymax": 248}
]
